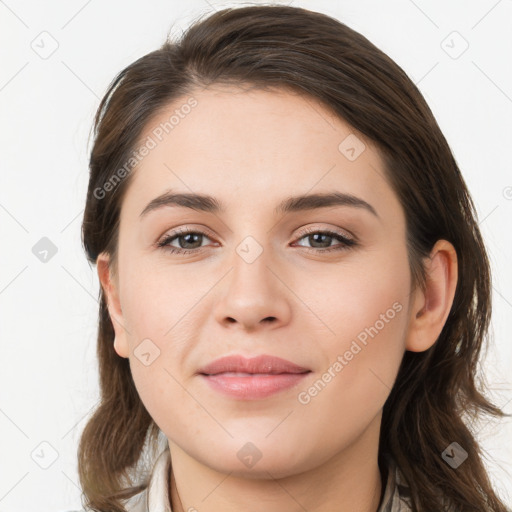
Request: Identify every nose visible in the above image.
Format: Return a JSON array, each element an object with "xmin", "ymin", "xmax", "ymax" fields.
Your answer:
[{"xmin": 213, "ymin": 245, "xmax": 292, "ymax": 332}]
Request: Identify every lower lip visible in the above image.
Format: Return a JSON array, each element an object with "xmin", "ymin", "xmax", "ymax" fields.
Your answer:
[{"xmin": 200, "ymin": 372, "xmax": 310, "ymax": 400}]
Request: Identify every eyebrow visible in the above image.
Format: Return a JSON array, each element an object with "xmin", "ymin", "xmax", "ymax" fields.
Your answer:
[{"xmin": 139, "ymin": 189, "xmax": 379, "ymax": 219}]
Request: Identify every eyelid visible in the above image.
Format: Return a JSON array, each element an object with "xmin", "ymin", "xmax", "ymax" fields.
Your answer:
[
  {"xmin": 296, "ymin": 224, "xmax": 356, "ymax": 242},
  {"xmin": 156, "ymin": 224, "xmax": 218, "ymax": 244}
]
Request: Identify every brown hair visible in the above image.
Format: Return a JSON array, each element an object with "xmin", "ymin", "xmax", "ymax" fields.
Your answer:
[{"xmin": 79, "ymin": 5, "xmax": 509, "ymax": 511}]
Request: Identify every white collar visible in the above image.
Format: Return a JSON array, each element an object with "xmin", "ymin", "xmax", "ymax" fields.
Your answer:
[
  {"xmin": 123, "ymin": 446, "xmax": 172, "ymax": 512},
  {"xmin": 145, "ymin": 446, "xmax": 173, "ymax": 512}
]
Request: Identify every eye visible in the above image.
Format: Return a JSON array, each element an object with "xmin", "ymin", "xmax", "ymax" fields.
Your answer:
[
  {"xmin": 156, "ymin": 226, "xmax": 357, "ymax": 255},
  {"xmin": 292, "ymin": 227, "xmax": 357, "ymax": 253},
  {"xmin": 156, "ymin": 228, "xmax": 214, "ymax": 255}
]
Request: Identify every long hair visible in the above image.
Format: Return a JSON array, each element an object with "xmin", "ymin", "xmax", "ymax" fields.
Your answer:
[{"xmin": 79, "ymin": 5, "xmax": 509, "ymax": 511}]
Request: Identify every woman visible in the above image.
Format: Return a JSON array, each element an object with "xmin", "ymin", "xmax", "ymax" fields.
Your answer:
[{"xmin": 77, "ymin": 5, "xmax": 510, "ymax": 511}]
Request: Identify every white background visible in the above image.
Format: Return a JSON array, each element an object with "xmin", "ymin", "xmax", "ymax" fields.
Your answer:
[{"xmin": 0, "ymin": 0, "xmax": 511, "ymax": 510}]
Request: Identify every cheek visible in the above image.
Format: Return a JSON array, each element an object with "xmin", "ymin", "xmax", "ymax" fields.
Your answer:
[
  {"xmin": 305, "ymin": 239, "xmax": 410, "ymax": 349},
  {"xmin": 293, "ymin": 254, "xmax": 410, "ymax": 428},
  {"xmin": 117, "ymin": 257, "xmax": 213, "ymax": 434},
  {"xmin": 303, "ymin": 248, "xmax": 407, "ymax": 352},
  {"xmin": 119, "ymin": 253, "xmax": 205, "ymax": 340}
]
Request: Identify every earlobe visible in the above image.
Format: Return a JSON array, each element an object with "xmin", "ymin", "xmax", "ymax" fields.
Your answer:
[
  {"xmin": 96, "ymin": 252, "xmax": 130, "ymax": 359},
  {"xmin": 405, "ymin": 240, "xmax": 458, "ymax": 353}
]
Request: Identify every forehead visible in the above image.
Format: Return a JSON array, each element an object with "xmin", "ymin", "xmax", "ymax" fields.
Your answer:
[{"xmin": 121, "ymin": 85, "xmax": 400, "ymax": 221}]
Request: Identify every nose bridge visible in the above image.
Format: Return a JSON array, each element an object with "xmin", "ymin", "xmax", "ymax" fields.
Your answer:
[
  {"xmin": 213, "ymin": 231, "xmax": 291, "ymax": 329},
  {"xmin": 230, "ymin": 233, "xmax": 276, "ymax": 304}
]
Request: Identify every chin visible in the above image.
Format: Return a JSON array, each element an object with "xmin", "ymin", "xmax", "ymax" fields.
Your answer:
[{"xmin": 191, "ymin": 437, "xmax": 316, "ymax": 479}]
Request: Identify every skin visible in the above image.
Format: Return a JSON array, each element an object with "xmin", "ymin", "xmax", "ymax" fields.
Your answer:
[{"xmin": 97, "ymin": 85, "xmax": 458, "ymax": 512}]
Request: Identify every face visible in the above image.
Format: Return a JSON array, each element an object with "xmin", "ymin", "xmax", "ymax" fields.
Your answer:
[{"xmin": 103, "ymin": 85, "xmax": 415, "ymax": 478}]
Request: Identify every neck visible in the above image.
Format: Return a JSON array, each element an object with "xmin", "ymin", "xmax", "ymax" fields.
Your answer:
[{"xmin": 168, "ymin": 415, "xmax": 384, "ymax": 512}]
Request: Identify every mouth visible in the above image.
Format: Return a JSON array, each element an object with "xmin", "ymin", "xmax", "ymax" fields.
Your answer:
[
  {"xmin": 197, "ymin": 354, "xmax": 311, "ymax": 375},
  {"xmin": 197, "ymin": 355, "xmax": 312, "ymax": 400}
]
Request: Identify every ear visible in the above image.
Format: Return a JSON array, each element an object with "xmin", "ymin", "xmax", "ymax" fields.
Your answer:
[
  {"xmin": 96, "ymin": 252, "xmax": 130, "ymax": 359},
  {"xmin": 405, "ymin": 239, "xmax": 458, "ymax": 352}
]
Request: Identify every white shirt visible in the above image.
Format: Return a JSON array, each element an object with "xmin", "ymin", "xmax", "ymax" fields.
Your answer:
[{"xmin": 123, "ymin": 446, "xmax": 173, "ymax": 512}]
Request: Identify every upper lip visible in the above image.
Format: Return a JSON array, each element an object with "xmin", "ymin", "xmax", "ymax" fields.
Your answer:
[{"xmin": 198, "ymin": 355, "xmax": 311, "ymax": 375}]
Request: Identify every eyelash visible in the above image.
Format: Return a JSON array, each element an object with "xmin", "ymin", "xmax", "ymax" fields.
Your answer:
[{"xmin": 156, "ymin": 226, "xmax": 357, "ymax": 255}]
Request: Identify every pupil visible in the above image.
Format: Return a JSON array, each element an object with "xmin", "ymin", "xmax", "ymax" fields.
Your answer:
[
  {"xmin": 311, "ymin": 233, "xmax": 330, "ymax": 248},
  {"xmin": 182, "ymin": 233, "xmax": 201, "ymax": 248}
]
